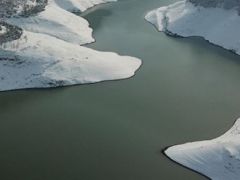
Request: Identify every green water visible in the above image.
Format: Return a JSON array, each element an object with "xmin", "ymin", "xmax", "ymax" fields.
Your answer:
[{"xmin": 1, "ymin": 0, "xmax": 240, "ymax": 179}]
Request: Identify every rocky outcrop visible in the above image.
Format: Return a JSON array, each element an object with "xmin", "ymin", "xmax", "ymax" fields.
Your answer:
[
  {"xmin": 0, "ymin": 0, "xmax": 47, "ymax": 44},
  {"xmin": 0, "ymin": 22, "xmax": 22, "ymax": 44},
  {"xmin": 0, "ymin": 0, "xmax": 47, "ymax": 18}
]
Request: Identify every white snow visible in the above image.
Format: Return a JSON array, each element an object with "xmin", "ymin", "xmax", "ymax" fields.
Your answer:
[
  {"xmin": 0, "ymin": 26, "xmax": 7, "ymax": 35},
  {"xmin": 0, "ymin": 0, "xmax": 141, "ymax": 91},
  {"xmin": 53, "ymin": 0, "xmax": 116, "ymax": 12},
  {"xmin": 7, "ymin": 1, "xmax": 95, "ymax": 45},
  {"xmin": 146, "ymin": 1, "xmax": 240, "ymax": 179},
  {"xmin": 145, "ymin": 0, "xmax": 240, "ymax": 54},
  {"xmin": 165, "ymin": 118, "xmax": 240, "ymax": 180},
  {"xmin": 0, "ymin": 31, "xmax": 140, "ymax": 91}
]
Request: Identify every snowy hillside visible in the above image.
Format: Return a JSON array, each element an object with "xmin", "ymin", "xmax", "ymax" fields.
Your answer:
[
  {"xmin": 145, "ymin": 0, "xmax": 240, "ymax": 55},
  {"xmin": 0, "ymin": 0, "xmax": 141, "ymax": 91}
]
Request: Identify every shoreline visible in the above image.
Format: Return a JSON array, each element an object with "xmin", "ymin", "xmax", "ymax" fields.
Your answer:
[
  {"xmin": 145, "ymin": 1, "xmax": 240, "ymax": 179},
  {"xmin": 0, "ymin": 0, "xmax": 141, "ymax": 92},
  {"xmin": 145, "ymin": 0, "xmax": 240, "ymax": 55}
]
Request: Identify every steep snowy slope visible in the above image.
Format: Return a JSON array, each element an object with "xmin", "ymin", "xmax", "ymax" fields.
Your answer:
[
  {"xmin": 0, "ymin": 0, "xmax": 141, "ymax": 91},
  {"xmin": 6, "ymin": 1, "xmax": 95, "ymax": 45}
]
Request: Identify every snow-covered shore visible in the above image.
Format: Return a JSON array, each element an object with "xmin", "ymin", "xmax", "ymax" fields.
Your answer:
[
  {"xmin": 145, "ymin": 0, "xmax": 240, "ymax": 55},
  {"xmin": 146, "ymin": 1, "xmax": 240, "ymax": 179},
  {"xmin": 165, "ymin": 118, "xmax": 240, "ymax": 180},
  {"xmin": 0, "ymin": 0, "xmax": 141, "ymax": 91}
]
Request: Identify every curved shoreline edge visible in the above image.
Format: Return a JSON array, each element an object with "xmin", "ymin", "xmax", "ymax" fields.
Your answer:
[
  {"xmin": 145, "ymin": 0, "xmax": 240, "ymax": 55},
  {"xmin": 0, "ymin": 0, "xmax": 142, "ymax": 92},
  {"xmin": 161, "ymin": 147, "xmax": 211, "ymax": 180},
  {"xmin": 145, "ymin": 1, "xmax": 240, "ymax": 179},
  {"xmin": 163, "ymin": 118, "xmax": 240, "ymax": 180}
]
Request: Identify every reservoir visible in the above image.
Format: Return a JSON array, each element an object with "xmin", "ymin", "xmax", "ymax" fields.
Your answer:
[{"xmin": 1, "ymin": 0, "xmax": 240, "ymax": 179}]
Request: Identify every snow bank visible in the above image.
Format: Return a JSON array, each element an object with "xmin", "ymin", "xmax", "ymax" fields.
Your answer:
[
  {"xmin": 165, "ymin": 118, "xmax": 240, "ymax": 180},
  {"xmin": 145, "ymin": 0, "xmax": 240, "ymax": 54},
  {"xmin": 0, "ymin": 0, "xmax": 141, "ymax": 91}
]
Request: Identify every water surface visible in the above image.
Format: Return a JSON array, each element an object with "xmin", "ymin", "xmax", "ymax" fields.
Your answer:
[{"xmin": 1, "ymin": 0, "xmax": 240, "ymax": 179}]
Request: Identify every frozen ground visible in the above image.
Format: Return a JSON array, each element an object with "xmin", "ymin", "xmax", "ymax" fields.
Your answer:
[{"xmin": 0, "ymin": 0, "xmax": 141, "ymax": 91}]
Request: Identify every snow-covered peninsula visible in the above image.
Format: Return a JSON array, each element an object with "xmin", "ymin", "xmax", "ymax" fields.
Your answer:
[
  {"xmin": 0, "ymin": 0, "xmax": 141, "ymax": 91},
  {"xmin": 145, "ymin": 0, "xmax": 240, "ymax": 54},
  {"xmin": 165, "ymin": 118, "xmax": 240, "ymax": 180}
]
